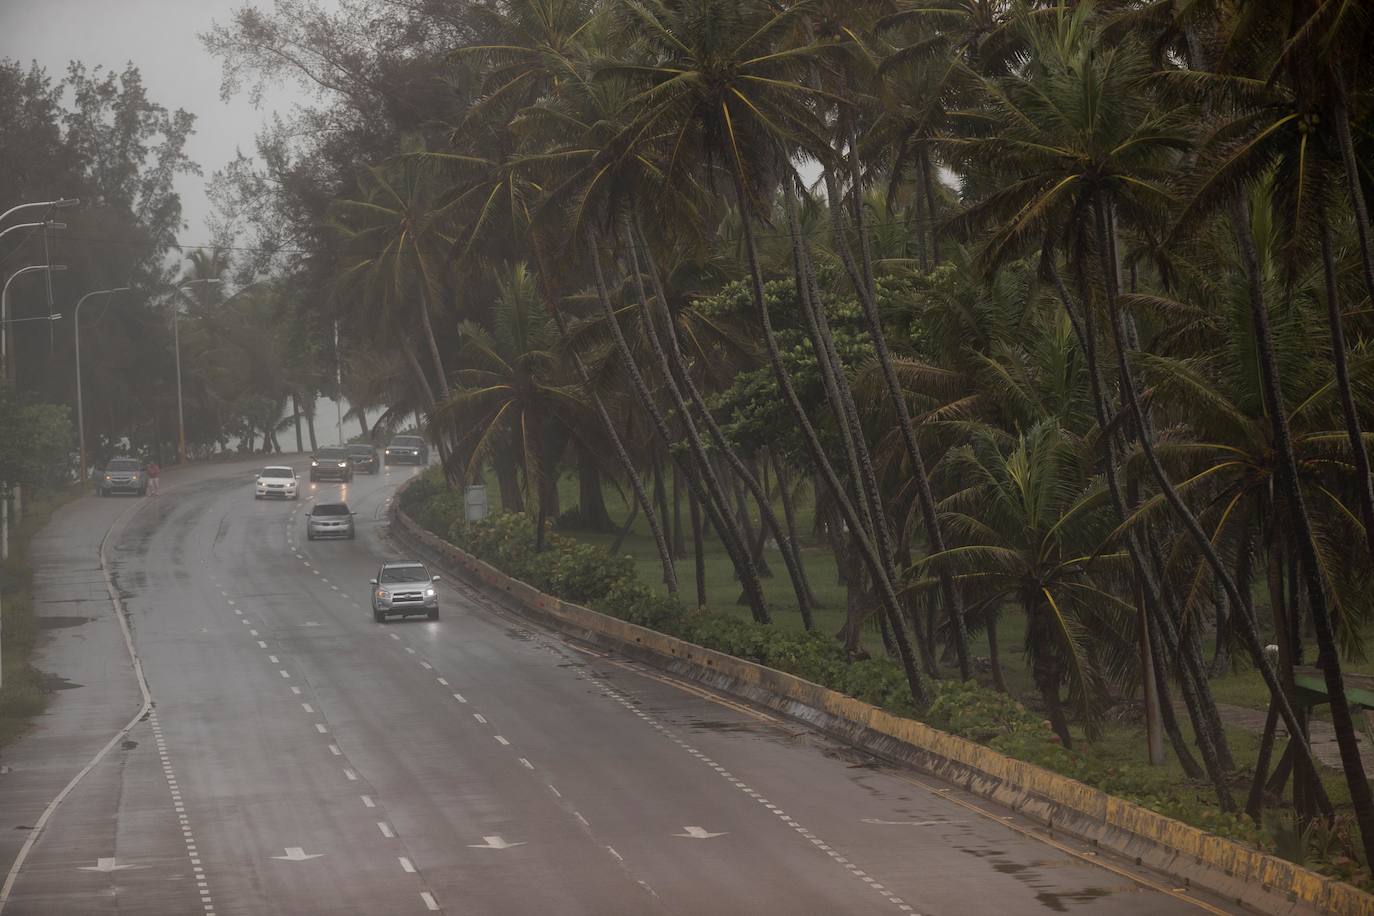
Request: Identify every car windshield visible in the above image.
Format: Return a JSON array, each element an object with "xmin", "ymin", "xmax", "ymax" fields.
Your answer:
[
  {"xmin": 379, "ymin": 565, "xmax": 427, "ymax": 583},
  {"xmin": 392, "ymin": 437, "xmax": 424, "ymax": 447},
  {"xmin": 107, "ymin": 459, "xmax": 141, "ymax": 471},
  {"xmin": 260, "ymin": 468, "xmax": 293, "ymax": 478},
  {"xmin": 314, "ymin": 503, "xmax": 350, "ymax": 516},
  {"xmin": 347, "ymin": 445, "xmax": 374, "ymax": 455},
  {"xmin": 316, "ymin": 448, "xmax": 348, "ymax": 459}
]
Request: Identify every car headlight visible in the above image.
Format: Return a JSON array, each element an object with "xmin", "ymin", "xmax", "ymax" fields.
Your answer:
[
  {"xmin": 337, "ymin": 461, "xmax": 347, "ymax": 468},
  {"xmin": 311, "ymin": 460, "xmax": 318, "ymax": 466},
  {"xmin": 424, "ymin": 587, "xmax": 436, "ymax": 598},
  {"xmin": 104, "ymin": 474, "xmax": 113, "ymax": 480},
  {"xmin": 375, "ymin": 589, "xmax": 388, "ymax": 601}
]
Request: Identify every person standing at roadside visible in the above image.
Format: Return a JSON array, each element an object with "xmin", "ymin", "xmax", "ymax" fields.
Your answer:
[{"xmin": 146, "ymin": 460, "xmax": 161, "ymax": 496}]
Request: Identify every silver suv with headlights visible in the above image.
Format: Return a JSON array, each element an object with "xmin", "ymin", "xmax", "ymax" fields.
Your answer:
[
  {"xmin": 306, "ymin": 502, "xmax": 355, "ymax": 540},
  {"xmin": 371, "ymin": 561, "xmax": 440, "ymax": 622},
  {"xmin": 96, "ymin": 458, "xmax": 146, "ymax": 496}
]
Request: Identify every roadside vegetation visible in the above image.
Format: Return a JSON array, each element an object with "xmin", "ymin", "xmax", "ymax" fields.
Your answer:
[
  {"xmin": 189, "ymin": 0, "xmax": 1374, "ymax": 888},
  {"xmin": 0, "ymin": 383, "xmax": 78, "ymax": 746}
]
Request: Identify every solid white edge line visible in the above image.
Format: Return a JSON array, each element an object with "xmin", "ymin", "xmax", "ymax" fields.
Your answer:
[{"xmin": 0, "ymin": 497, "xmax": 154, "ymax": 912}]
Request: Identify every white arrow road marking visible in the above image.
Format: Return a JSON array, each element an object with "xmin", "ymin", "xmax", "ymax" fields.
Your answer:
[
  {"xmin": 271, "ymin": 847, "xmax": 324, "ymax": 862},
  {"xmin": 78, "ymin": 857, "xmax": 143, "ymax": 872},
  {"xmin": 860, "ymin": 818, "xmax": 956, "ymax": 827},
  {"xmin": 674, "ymin": 826, "xmax": 728, "ymax": 839},
  {"xmin": 468, "ymin": 835, "xmax": 524, "ymax": 850}
]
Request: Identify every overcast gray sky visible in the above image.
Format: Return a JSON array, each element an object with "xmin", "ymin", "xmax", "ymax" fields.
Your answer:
[{"xmin": 0, "ymin": 0, "xmax": 318, "ymax": 249}]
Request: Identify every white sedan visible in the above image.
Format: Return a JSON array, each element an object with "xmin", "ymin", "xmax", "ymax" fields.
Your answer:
[{"xmin": 255, "ymin": 466, "xmax": 300, "ymax": 500}]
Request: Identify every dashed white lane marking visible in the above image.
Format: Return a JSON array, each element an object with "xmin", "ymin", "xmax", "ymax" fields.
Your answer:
[
  {"xmin": 344, "ymin": 769, "xmax": 358, "ymax": 781},
  {"xmin": 290, "ymin": 686, "xmax": 302, "ymax": 695},
  {"xmin": 453, "ymin": 693, "xmax": 467, "ymax": 703},
  {"xmin": 361, "ymin": 795, "xmax": 376, "ymax": 808},
  {"xmin": 607, "ymin": 846, "xmax": 623, "ymax": 862},
  {"xmin": 398, "ymin": 857, "xmax": 415, "ymax": 873},
  {"xmin": 519, "ymin": 758, "xmax": 534, "ymax": 770},
  {"xmin": 315, "ymin": 724, "xmax": 328, "ymax": 734},
  {"xmin": 377, "ymin": 822, "xmax": 395, "ymax": 838},
  {"xmin": 549, "ymin": 785, "xmax": 562, "ymax": 798},
  {"xmin": 328, "ymin": 745, "xmax": 342, "ymax": 756},
  {"xmin": 302, "ymin": 703, "xmax": 314, "ymax": 713},
  {"xmin": 268, "ymin": 655, "xmax": 280, "ymax": 664},
  {"xmin": 421, "ymin": 891, "xmax": 440, "ymax": 911},
  {"xmin": 249, "ymin": 629, "xmax": 258, "ymax": 636},
  {"xmin": 591, "ymin": 677, "xmax": 921, "ymax": 913},
  {"xmin": 420, "ymin": 661, "xmax": 432, "ymax": 670},
  {"xmin": 494, "ymin": 736, "xmax": 509, "ymax": 746},
  {"xmin": 151, "ymin": 714, "xmax": 215, "ymax": 914},
  {"xmin": 473, "ymin": 714, "xmax": 487, "ymax": 725},
  {"xmin": 436, "ymin": 677, "xmax": 448, "ymax": 686},
  {"xmin": 279, "ymin": 670, "xmax": 291, "ymax": 679},
  {"xmin": 257, "ymin": 640, "xmax": 268, "ymax": 649},
  {"xmin": 233, "ymin": 609, "xmax": 242, "ymax": 616},
  {"xmin": 390, "ymin": 634, "xmax": 401, "ymax": 641},
  {"xmin": 574, "ymin": 812, "xmax": 589, "ymax": 826},
  {"xmin": 404, "ymin": 647, "xmax": 416, "ymax": 655}
]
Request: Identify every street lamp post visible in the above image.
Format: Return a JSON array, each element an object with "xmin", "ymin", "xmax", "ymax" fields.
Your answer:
[
  {"xmin": 73, "ymin": 286, "xmax": 130, "ymax": 482},
  {"xmin": 2, "ymin": 264, "xmax": 67, "ymax": 383},
  {"xmin": 0, "ymin": 197, "xmax": 79, "ymax": 227},
  {"xmin": 173, "ymin": 279, "xmax": 220, "ymax": 463}
]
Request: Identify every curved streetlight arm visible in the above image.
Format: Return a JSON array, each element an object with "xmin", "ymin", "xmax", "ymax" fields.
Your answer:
[
  {"xmin": 0, "ymin": 220, "xmax": 66, "ymax": 242},
  {"xmin": 2, "ymin": 264, "xmax": 66, "ymax": 382},
  {"xmin": 0, "ymin": 198, "xmax": 79, "ymax": 226}
]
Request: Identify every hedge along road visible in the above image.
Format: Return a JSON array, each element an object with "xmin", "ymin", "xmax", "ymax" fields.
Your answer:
[{"xmin": 0, "ymin": 459, "xmax": 1238, "ymax": 915}]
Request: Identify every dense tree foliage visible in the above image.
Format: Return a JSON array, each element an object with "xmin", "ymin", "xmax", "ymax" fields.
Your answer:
[{"xmin": 204, "ymin": 0, "xmax": 1374, "ymax": 869}]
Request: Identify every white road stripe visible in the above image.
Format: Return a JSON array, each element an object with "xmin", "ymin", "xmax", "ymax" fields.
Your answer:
[
  {"xmin": 257, "ymin": 641, "xmax": 268, "ymax": 649},
  {"xmin": 302, "ymin": 703, "xmax": 313, "ymax": 713},
  {"xmin": 398, "ymin": 857, "xmax": 415, "ymax": 873},
  {"xmin": 473, "ymin": 714, "xmax": 486, "ymax": 724},
  {"xmin": 436, "ymin": 677, "xmax": 448, "ymax": 686},
  {"xmin": 361, "ymin": 795, "xmax": 375, "ymax": 808},
  {"xmin": 344, "ymin": 769, "xmax": 357, "ymax": 781},
  {"xmin": 268, "ymin": 655, "xmax": 279, "ymax": 664},
  {"xmin": 420, "ymin": 892, "xmax": 439, "ymax": 911},
  {"xmin": 453, "ymin": 693, "xmax": 466, "ymax": 703},
  {"xmin": 494, "ymin": 736, "xmax": 509, "ymax": 746},
  {"xmin": 377, "ymin": 822, "xmax": 395, "ymax": 838},
  {"xmin": 315, "ymin": 724, "xmax": 328, "ymax": 734},
  {"xmin": 328, "ymin": 745, "xmax": 342, "ymax": 756},
  {"xmin": 290, "ymin": 686, "xmax": 302, "ymax": 695}
]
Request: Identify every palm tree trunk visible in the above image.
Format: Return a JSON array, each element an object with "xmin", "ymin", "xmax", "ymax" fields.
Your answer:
[
  {"xmin": 1051, "ymin": 256, "xmax": 1232, "ymax": 800},
  {"xmin": 627, "ymin": 216, "xmax": 806, "ymax": 624},
  {"xmin": 415, "ymin": 283, "xmax": 450, "ymax": 401},
  {"xmin": 610, "ymin": 494, "xmax": 640, "ymax": 555},
  {"xmin": 730, "ymin": 165, "xmax": 926, "ymax": 702},
  {"xmin": 1230, "ymin": 196, "xmax": 1372, "ymax": 842},
  {"xmin": 769, "ymin": 450, "xmax": 822, "ymax": 609},
  {"xmin": 1317, "ymin": 203, "xmax": 1374, "ymax": 563},
  {"xmin": 1331, "ymin": 80, "xmax": 1374, "ymax": 326},
  {"xmin": 921, "ymin": 149, "xmax": 942, "ymax": 267},
  {"xmin": 551, "ymin": 309, "xmax": 676, "ymax": 594},
  {"xmin": 821, "ymin": 164, "xmax": 971, "ymax": 679},
  {"xmin": 1097, "ymin": 192, "xmax": 1335, "ymax": 815},
  {"xmin": 688, "ymin": 481, "xmax": 706, "ymax": 609},
  {"xmin": 291, "ymin": 392, "xmax": 304, "ymax": 453},
  {"xmin": 985, "ymin": 608, "xmax": 1006, "ymax": 693},
  {"xmin": 672, "ymin": 464, "xmax": 686, "ymax": 559},
  {"xmin": 589, "ymin": 239, "xmax": 754, "ymax": 617}
]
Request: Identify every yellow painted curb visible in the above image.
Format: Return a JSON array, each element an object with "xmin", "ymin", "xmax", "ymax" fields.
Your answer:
[{"xmin": 393, "ymin": 495, "xmax": 1373, "ymax": 916}]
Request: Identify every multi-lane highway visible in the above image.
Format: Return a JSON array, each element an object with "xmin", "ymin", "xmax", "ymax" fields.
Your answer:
[{"xmin": 0, "ymin": 459, "xmax": 1237, "ymax": 915}]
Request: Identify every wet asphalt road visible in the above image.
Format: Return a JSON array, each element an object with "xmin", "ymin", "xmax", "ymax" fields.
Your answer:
[{"xmin": 0, "ymin": 460, "xmax": 1240, "ymax": 915}]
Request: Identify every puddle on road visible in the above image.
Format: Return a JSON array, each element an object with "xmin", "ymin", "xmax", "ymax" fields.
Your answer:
[
  {"xmin": 120, "ymin": 739, "xmax": 138, "ymax": 751},
  {"xmin": 505, "ymin": 627, "xmax": 534, "ymax": 641},
  {"xmin": 956, "ymin": 847, "xmax": 1122, "ymax": 911},
  {"xmin": 40, "ymin": 673, "xmax": 82, "ymax": 692},
  {"xmin": 38, "ymin": 615, "xmax": 93, "ymax": 630}
]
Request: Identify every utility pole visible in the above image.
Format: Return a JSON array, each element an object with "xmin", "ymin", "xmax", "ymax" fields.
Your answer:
[{"xmin": 334, "ymin": 320, "xmax": 344, "ymax": 446}]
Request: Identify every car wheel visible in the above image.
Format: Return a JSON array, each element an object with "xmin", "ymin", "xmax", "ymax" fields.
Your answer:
[
  {"xmin": 427, "ymin": 607, "xmax": 439, "ymax": 621},
  {"xmin": 255, "ymin": 493, "xmax": 261, "ymax": 500},
  {"xmin": 373, "ymin": 609, "xmax": 386, "ymax": 623},
  {"xmin": 347, "ymin": 531, "xmax": 355, "ymax": 540},
  {"xmin": 292, "ymin": 493, "xmax": 299, "ymax": 500}
]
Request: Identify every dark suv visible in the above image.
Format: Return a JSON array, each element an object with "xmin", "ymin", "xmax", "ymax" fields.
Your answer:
[
  {"xmin": 384, "ymin": 435, "xmax": 429, "ymax": 466},
  {"xmin": 347, "ymin": 444, "xmax": 379, "ymax": 474},
  {"xmin": 96, "ymin": 458, "xmax": 146, "ymax": 496},
  {"xmin": 310, "ymin": 446, "xmax": 354, "ymax": 482}
]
